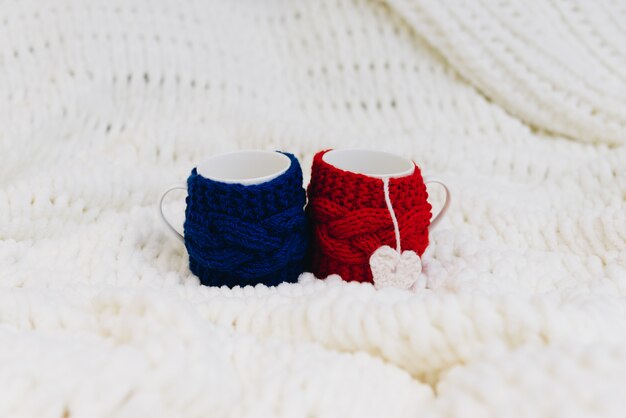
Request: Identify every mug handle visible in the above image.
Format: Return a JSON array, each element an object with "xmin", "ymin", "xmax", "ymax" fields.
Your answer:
[
  {"xmin": 423, "ymin": 177, "xmax": 451, "ymax": 231},
  {"xmin": 158, "ymin": 184, "xmax": 187, "ymax": 243}
]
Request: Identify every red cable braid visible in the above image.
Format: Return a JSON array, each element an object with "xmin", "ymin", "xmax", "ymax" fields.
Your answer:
[{"xmin": 306, "ymin": 150, "xmax": 432, "ymax": 283}]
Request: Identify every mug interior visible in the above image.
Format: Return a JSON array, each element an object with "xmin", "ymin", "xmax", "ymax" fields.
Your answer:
[
  {"xmin": 197, "ymin": 150, "xmax": 291, "ymax": 185},
  {"xmin": 322, "ymin": 149, "xmax": 414, "ymax": 178}
]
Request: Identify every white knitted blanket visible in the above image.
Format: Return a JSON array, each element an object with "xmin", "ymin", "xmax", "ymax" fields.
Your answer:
[{"xmin": 1, "ymin": 0, "xmax": 625, "ymax": 417}]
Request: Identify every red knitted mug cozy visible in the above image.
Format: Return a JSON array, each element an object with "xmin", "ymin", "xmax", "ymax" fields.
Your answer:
[{"xmin": 306, "ymin": 150, "xmax": 432, "ymax": 283}]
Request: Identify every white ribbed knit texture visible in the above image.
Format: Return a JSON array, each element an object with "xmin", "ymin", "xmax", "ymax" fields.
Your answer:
[{"xmin": 1, "ymin": 0, "xmax": 625, "ymax": 417}]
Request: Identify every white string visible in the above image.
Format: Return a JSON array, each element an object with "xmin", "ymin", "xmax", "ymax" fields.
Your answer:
[{"xmin": 382, "ymin": 177, "xmax": 401, "ymax": 252}]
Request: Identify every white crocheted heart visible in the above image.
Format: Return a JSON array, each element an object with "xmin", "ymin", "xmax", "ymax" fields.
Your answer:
[{"xmin": 369, "ymin": 245, "xmax": 422, "ymax": 290}]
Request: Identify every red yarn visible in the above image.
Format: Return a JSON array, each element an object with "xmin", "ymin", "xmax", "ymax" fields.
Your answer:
[{"xmin": 306, "ymin": 150, "xmax": 432, "ymax": 283}]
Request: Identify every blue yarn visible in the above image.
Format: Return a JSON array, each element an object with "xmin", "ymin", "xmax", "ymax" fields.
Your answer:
[{"xmin": 183, "ymin": 152, "xmax": 308, "ymax": 287}]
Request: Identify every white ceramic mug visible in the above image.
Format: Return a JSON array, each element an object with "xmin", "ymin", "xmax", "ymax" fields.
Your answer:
[{"xmin": 159, "ymin": 150, "xmax": 292, "ymax": 241}]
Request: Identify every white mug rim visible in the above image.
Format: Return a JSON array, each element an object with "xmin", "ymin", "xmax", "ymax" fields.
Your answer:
[
  {"xmin": 322, "ymin": 148, "xmax": 415, "ymax": 179},
  {"xmin": 196, "ymin": 150, "xmax": 291, "ymax": 185}
]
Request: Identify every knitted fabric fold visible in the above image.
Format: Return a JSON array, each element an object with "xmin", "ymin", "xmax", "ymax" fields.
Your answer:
[
  {"xmin": 184, "ymin": 152, "xmax": 307, "ymax": 287},
  {"xmin": 306, "ymin": 150, "xmax": 432, "ymax": 283}
]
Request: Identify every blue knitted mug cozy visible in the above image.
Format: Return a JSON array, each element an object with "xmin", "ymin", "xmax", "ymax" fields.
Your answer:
[{"xmin": 183, "ymin": 152, "xmax": 307, "ymax": 287}]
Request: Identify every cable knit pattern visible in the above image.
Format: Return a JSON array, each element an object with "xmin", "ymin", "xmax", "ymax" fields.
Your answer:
[
  {"xmin": 306, "ymin": 150, "xmax": 431, "ymax": 283},
  {"xmin": 183, "ymin": 152, "xmax": 307, "ymax": 287},
  {"xmin": 0, "ymin": 0, "xmax": 625, "ymax": 417}
]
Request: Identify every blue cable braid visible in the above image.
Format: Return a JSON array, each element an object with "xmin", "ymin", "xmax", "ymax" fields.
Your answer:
[{"xmin": 183, "ymin": 152, "xmax": 307, "ymax": 287}]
